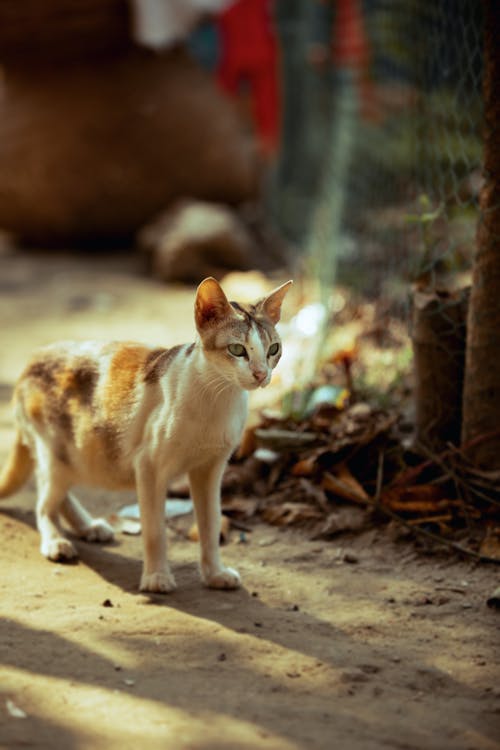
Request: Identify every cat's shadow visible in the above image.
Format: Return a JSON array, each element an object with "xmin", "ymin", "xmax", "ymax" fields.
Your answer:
[
  {"xmin": 81, "ymin": 544, "xmax": 340, "ymax": 670},
  {"xmin": 3, "ymin": 506, "xmax": 336, "ymax": 665}
]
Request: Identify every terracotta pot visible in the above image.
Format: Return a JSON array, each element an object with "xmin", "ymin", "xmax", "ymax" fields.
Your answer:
[{"xmin": 0, "ymin": 48, "xmax": 261, "ymax": 244}]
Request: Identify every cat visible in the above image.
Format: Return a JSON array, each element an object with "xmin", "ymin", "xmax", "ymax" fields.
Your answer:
[{"xmin": 0, "ymin": 277, "xmax": 292, "ymax": 593}]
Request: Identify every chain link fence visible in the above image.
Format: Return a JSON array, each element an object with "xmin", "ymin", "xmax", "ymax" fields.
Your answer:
[
  {"xmin": 273, "ymin": 0, "xmax": 483, "ymax": 295},
  {"xmin": 270, "ymin": 0, "xmax": 484, "ymax": 449}
]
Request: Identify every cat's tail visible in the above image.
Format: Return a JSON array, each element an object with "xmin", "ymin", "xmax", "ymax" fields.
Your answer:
[{"xmin": 0, "ymin": 432, "xmax": 34, "ymax": 498}]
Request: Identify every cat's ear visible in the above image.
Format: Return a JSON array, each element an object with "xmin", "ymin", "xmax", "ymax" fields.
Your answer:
[
  {"xmin": 260, "ymin": 280, "xmax": 293, "ymax": 324},
  {"xmin": 195, "ymin": 277, "xmax": 233, "ymax": 330}
]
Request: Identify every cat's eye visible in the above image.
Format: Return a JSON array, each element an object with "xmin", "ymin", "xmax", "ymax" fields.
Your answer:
[
  {"xmin": 228, "ymin": 343, "xmax": 247, "ymax": 358},
  {"xmin": 268, "ymin": 343, "xmax": 280, "ymax": 357}
]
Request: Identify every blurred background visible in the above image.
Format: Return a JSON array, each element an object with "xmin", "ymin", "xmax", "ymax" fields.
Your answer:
[{"xmin": 0, "ymin": 0, "xmax": 493, "ymax": 461}]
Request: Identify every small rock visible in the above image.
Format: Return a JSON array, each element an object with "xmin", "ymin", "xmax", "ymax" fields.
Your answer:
[
  {"xmin": 340, "ymin": 668, "xmax": 370, "ymax": 684},
  {"xmin": 436, "ymin": 595, "xmax": 451, "ymax": 606},
  {"xmin": 217, "ymin": 653, "xmax": 227, "ymax": 662},
  {"xmin": 343, "ymin": 552, "xmax": 359, "ymax": 564},
  {"xmin": 413, "ymin": 595, "xmax": 433, "ymax": 606},
  {"xmin": 486, "ymin": 586, "xmax": 500, "ymax": 609},
  {"xmin": 102, "ymin": 599, "xmax": 114, "ymax": 608},
  {"xmin": 359, "ymin": 664, "xmax": 381, "ymax": 675},
  {"xmin": 6, "ymin": 700, "xmax": 27, "ymax": 719}
]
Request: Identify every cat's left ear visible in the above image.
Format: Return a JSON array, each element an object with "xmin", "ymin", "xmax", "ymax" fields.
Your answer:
[
  {"xmin": 195, "ymin": 277, "xmax": 233, "ymax": 330},
  {"xmin": 260, "ymin": 280, "xmax": 293, "ymax": 324}
]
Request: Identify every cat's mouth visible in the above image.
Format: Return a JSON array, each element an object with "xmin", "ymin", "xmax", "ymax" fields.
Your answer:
[{"xmin": 246, "ymin": 380, "xmax": 269, "ymax": 391}]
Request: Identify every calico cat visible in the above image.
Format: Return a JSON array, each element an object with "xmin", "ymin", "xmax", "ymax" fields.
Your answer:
[{"xmin": 0, "ymin": 277, "xmax": 292, "ymax": 593}]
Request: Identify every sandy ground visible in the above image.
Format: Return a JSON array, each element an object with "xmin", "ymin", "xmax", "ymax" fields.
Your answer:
[{"xmin": 0, "ymin": 246, "xmax": 499, "ymax": 750}]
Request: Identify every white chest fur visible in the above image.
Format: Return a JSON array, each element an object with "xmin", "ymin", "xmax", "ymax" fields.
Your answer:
[{"xmin": 143, "ymin": 352, "xmax": 248, "ymax": 478}]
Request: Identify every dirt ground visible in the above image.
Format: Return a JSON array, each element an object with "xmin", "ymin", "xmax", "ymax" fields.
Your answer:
[{"xmin": 0, "ymin": 244, "xmax": 499, "ymax": 750}]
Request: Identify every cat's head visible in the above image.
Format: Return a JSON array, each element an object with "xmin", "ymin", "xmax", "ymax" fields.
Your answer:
[{"xmin": 194, "ymin": 277, "xmax": 293, "ymax": 390}]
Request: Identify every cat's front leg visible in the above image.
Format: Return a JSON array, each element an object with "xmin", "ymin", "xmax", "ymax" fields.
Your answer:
[
  {"xmin": 135, "ymin": 457, "xmax": 176, "ymax": 593},
  {"xmin": 189, "ymin": 459, "xmax": 241, "ymax": 590}
]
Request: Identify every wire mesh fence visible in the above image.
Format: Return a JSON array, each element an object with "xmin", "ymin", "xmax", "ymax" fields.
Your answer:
[
  {"xmin": 273, "ymin": 0, "xmax": 483, "ymax": 288},
  {"xmin": 270, "ymin": 0, "xmax": 485, "ymax": 451}
]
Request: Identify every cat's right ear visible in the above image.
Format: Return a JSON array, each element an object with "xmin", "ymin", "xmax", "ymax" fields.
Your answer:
[{"xmin": 195, "ymin": 277, "xmax": 232, "ymax": 330}]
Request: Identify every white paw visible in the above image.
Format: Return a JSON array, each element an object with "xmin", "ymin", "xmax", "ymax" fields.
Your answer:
[
  {"xmin": 139, "ymin": 570, "xmax": 177, "ymax": 594},
  {"xmin": 42, "ymin": 537, "xmax": 78, "ymax": 562},
  {"xmin": 82, "ymin": 519, "xmax": 115, "ymax": 543},
  {"xmin": 203, "ymin": 566, "xmax": 241, "ymax": 590}
]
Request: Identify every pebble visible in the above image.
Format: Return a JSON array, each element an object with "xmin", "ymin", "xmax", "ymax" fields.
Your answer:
[{"xmin": 343, "ymin": 552, "xmax": 359, "ymax": 564}]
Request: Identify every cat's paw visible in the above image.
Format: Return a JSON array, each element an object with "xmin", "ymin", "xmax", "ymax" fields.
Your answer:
[
  {"xmin": 139, "ymin": 570, "xmax": 177, "ymax": 594},
  {"xmin": 203, "ymin": 566, "xmax": 241, "ymax": 590},
  {"xmin": 42, "ymin": 537, "xmax": 78, "ymax": 562},
  {"xmin": 82, "ymin": 518, "xmax": 115, "ymax": 543}
]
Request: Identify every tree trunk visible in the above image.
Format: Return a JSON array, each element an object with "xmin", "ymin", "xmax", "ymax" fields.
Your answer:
[
  {"xmin": 413, "ymin": 288, "xmax": 469, "ymax": 452},
  {"xmin": 461, "ymin": 1, "xmax": 500, "ymax": 467}
]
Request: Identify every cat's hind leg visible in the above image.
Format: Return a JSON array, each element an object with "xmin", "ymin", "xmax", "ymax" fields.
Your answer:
[
  {"xmin": 35, "ymin": 462, "xmax": 76, "ymax": 562},
  {"xmin": 60, "ymin": 493, "xmax": 114, "ymax": 544}
]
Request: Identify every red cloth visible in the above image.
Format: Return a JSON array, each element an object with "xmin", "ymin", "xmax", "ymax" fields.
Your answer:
[
  {"xmin": 217, "ymin": 0, "xmax": 280, "ymax": 152},
  {"xmin": 332, "ymin": 0, "xmax": 370, "ymax": 68}
]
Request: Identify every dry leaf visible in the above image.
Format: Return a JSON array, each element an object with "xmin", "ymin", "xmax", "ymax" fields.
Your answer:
[
  {"xmin": 313, "ymin": 507, "xmax": 368, "ymax": 539},
  {"xmin": 297, "ymin": 478, "xmax": 330, "ymax": 511},
  {"xmin": 291, "ymin": 456, "xmax": 317, "ymax": 477},
  {"xmin": 222, "ymin": 496, "xmax": 259, "ymax": 519},
  {"xmin": 188, "ymin": 515, "xmax": 231, "ymax": 544},
  {"xmin": 380, "ymin": 485, "xmax": 452, "ymax": 515},
  {"xmin": 479, "ymin": 527, "xmax": 500, "ymax": 561},
  {"xmin": 236, "ymin": 426, "xmax": 258, "ymax": 459},
  {"xmin": 262, "ymin": 503, "xmax": 323, "ymax": 527},
  {"xmin": 322, "ymin": 465, "xmax": 370, "ymax": 505},
  {"xmin": 254, "ymin": 428, "xmax": 318, "ymax": 451}
]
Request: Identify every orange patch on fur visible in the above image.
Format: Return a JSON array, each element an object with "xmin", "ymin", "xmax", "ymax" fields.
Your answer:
[
  {"xmin": 103, "ymin": 344, "xmax": 149, "ymax": 419},
  {"xmin": 25, "ymin": 391, "xmax": 45, "ymax": 422},
  {"xmin": 55, "ymin": 368, "xmax": 76, "ymax": 392}
]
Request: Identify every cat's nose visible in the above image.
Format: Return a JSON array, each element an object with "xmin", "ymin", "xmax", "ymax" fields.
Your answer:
[{"xmin": 252, "ymin": 368, "xmax": 267, "ymax": 383}]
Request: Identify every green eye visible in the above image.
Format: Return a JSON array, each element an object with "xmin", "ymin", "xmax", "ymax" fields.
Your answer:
[
  {"xmin": 228, "ymin": 343, "xmax": 247, "ymax": 357},
  {"xmin": 268, "ymin": 343, "xmax": 280, "ymax": 356}
]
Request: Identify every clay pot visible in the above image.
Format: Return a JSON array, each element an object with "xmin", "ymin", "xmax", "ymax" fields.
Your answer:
[{"xmin": 0, "ymin": 46, "xmax": 261, "ymax": 244}]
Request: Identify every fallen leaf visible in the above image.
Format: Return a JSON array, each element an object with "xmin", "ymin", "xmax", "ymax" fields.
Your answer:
[
  {"xmin": 312, "ymin": 507, "xmax": 367, "ymax": 539},
  {"xmin": 236, "ymin": 426, "xmax": 258, "ymax": 459},
  {"xmin": 380, "ymin": 485, "xmax": 454, "ymax": 515},
  {"xmin": 254, "ymin": 428, "xmax": 318, "ymax": 451},
  {"xmin": 322, "ymin": 466, "xmax": 370, "ymax": 505},
  {"xmin": 262, "ymin": 503, "xmax": 323, "ymax": 527},
  {"xmin": 222, "ymin": 497, "xmax": 259, "ymax": 519},
  {"xmin": 188, "ymin": 515, "xmax": 231, "ymax": 544},
  {"xmin": 479, "ymin": 527, "xmax": 500, "ymax": 561},
  {"xmin": 291, "ymin": 456, "xmax": 317, "ymax": 477}
]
